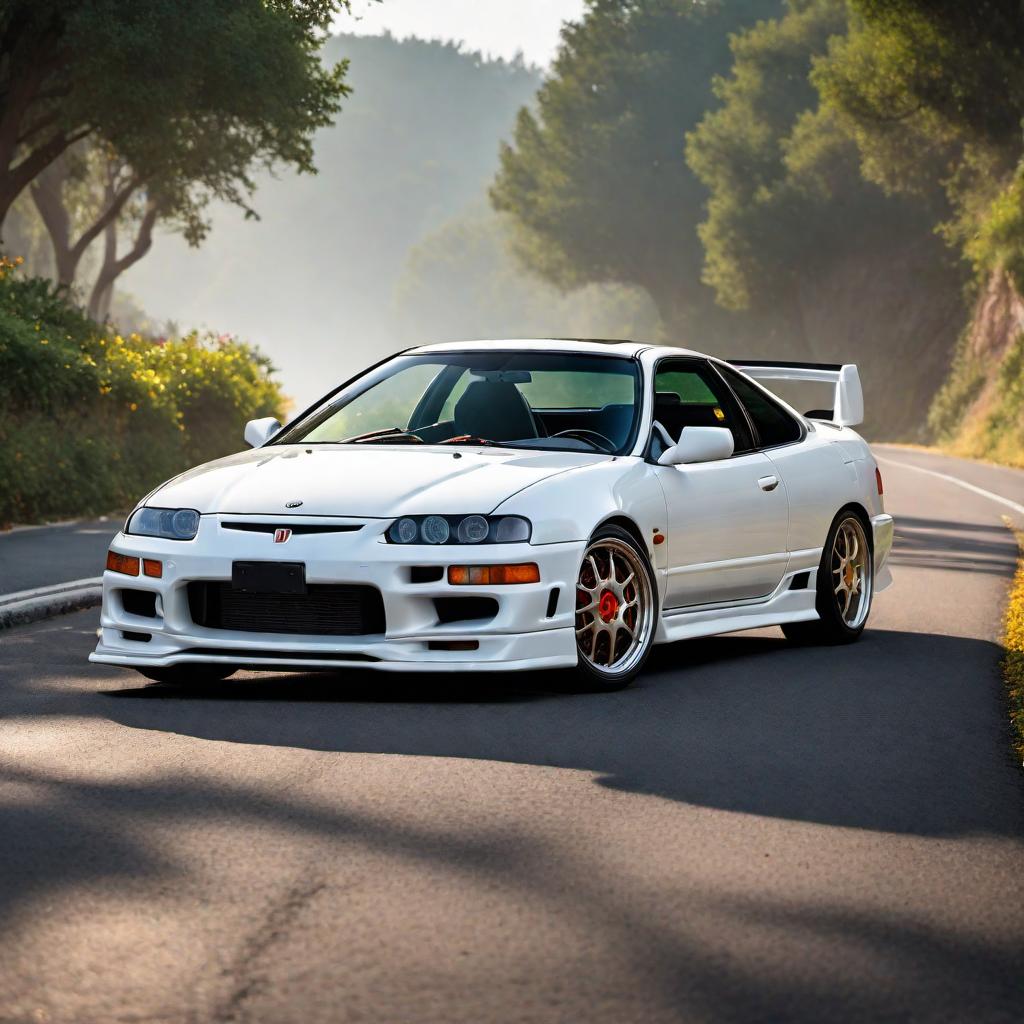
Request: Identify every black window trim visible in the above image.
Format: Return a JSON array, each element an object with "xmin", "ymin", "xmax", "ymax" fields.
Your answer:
[
  {"xmin": 645, "ymin": 356, "xmax": 757, "ymax": 463},
  {"xmin": 709, "ymin": 358, "xmax": 807, "ymax": 452}
]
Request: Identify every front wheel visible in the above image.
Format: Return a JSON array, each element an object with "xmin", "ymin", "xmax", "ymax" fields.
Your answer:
[
  {"xmin": 570, "ymin": 525, "xmax": 657, "ymax": 691},
  {"xmin": 782, "ymin": 510, "xmax": 873, "ymax": 645}
]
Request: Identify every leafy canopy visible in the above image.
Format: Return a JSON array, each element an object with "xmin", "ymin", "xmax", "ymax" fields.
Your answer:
[
  {"xmin": 0, "ymin": 0, "xmax": 352, "ymax": 233},
  {"xmin": 490, "ymin": 0, "xmax": 780, "ymax": 329},
  {"xmin": 812, "ymin": 0, "xmax": 1024, "ymax": 286}
]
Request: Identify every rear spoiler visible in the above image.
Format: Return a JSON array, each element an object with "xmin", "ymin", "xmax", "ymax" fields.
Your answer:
[{"xmin": 727, "ymin": 359, "xmax": 864, "ymax": 427}]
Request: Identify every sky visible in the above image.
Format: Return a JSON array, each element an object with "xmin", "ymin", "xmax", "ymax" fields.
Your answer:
[{"xmin": 337, "ymin": 0, "xmax": 587, "ymax": 67}]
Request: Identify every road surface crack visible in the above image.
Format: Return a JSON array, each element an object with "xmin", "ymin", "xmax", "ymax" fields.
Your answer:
[{"xmin": 208, "ymin": 876, "xmax": 327, "ymax": 1024}]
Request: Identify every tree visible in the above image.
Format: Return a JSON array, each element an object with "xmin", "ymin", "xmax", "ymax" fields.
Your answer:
[
  {"xmin": 0, "ymin": 0, "xmax": 352, "ymax": 232},
  {"xmin": 686, "ymin": 0, "xmax": 850, "ymax": 311},
  {"xmin": 491, "ymin": 0, "xmax": 781, "ymax": 334},
  {"xmin": 684, "ymin": 0, "xmax": 965, "ymax": 434},
  {"xmin": 812, "ymin": 0, "xmax": 1024, "ymax": 284}
]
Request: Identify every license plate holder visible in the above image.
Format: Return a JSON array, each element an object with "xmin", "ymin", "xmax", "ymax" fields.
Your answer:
[{"xmin": 231, "ymin": 561, "xmax": 307, "ymax": 595}]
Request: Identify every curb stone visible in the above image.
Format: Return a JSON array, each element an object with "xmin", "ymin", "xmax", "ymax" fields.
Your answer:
[{"xmin": 0, "ymin": 579, "xmax": 103, "ymax": 630}]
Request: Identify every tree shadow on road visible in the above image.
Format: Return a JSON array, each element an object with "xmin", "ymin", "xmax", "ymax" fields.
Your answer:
[
  {"xmin": 92, "ymin": 626, "xmax": 1024, "ymax": 840},
  {"xmin": 3, "ymin": 615, "xmax": 1024, "ymax": 1022}
]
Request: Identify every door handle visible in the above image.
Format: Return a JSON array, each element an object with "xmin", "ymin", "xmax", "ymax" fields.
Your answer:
[{"xmin": 758, "ymin": 475, "xmax": 780, "ymax": 492}]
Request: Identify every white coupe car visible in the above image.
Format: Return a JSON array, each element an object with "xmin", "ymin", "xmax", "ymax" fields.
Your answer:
[{"xmin": 91, "ymin": 340, "xmax": 893, "ymax": 690}]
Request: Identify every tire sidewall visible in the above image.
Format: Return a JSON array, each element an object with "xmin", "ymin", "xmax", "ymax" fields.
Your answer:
[
  {"xmin": 572, "ymin": 524, "xmax": 658, "ymax": 690},
  {"xmin": 815, "ymin": 510, "xmax": 873, "ymax": 640}
]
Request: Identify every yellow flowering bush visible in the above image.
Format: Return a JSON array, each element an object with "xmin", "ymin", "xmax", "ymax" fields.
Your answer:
[{"xmin": 0, "ymin": 266, "xmax": 285, "ymax": 524}]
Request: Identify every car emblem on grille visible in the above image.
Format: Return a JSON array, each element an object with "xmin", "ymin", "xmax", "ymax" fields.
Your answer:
[
  {"xmin": 274, "ymin": 528, "xmax": 292, "ymax": 544},
  {"xmin": 285, "ymin": 500, "xmax": 303, "ymax": 508}
]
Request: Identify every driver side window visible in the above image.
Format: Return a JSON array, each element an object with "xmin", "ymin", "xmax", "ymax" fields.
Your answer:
[{"xmin": 651, "ymin": 361, "xmax": 752, "ymax": 458}]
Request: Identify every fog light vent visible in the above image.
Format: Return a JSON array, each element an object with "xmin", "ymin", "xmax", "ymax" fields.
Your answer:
[
  {"xmin": 120, "ymin": 589, "xmax": 157, "ymax": 618},
  {"xmin": 434, "ymin": 597, "xmax": 498, "ymax": 624}
]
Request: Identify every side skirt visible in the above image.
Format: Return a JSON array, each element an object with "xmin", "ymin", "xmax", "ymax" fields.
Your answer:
[{"xmin": 653, "ymin": 569, "xmax": 820, "ymax": 645}]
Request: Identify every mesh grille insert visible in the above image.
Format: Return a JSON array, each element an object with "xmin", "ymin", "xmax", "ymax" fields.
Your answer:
[{"xmin": 188, "ymin": 582, "xmax": 385, "ymax": 636}]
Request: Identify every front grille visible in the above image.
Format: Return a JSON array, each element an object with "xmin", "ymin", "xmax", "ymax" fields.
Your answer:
[
  {"xmin": 221, "ymin": 522, "xmax": 362, "ymax": 535},
  {"xmin": 188, "ymin": 582, "xmax": 385, "ymax": 636}
]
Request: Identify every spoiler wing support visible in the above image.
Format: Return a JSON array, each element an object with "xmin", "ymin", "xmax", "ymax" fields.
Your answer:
[{"xmin": 727, "ymin": 360, "xmax": 864, "ymax": 428}]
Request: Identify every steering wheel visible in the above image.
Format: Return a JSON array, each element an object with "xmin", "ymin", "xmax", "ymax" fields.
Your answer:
[{"xmin": 550, "ymin": 428, "xmax": 617, "ymax": 454}]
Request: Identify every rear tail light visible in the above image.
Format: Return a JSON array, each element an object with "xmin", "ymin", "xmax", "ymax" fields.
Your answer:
[
  {"xmin": 106, "ymin": 551, "xmax": 140, "ymax": 576},
  {"xmin": 875, "ymin": 466, "xmax": 884, "ymax": 495},
  {"xmin": 448, "ymin": 563, "xmax": 540, "ymax": 585}
]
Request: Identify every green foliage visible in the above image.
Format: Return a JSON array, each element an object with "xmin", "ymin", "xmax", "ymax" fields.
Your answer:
[
  {"xmin": 490, "ymin": 0, "xmax": 780, "ymax": 330},
  {"xmin": 814, "ymin": 0, "xmax": 1024, "ymax": 285},
  {"xmin": 686, "ymin": 0, "xmax": 849, "ymax": 309},
  {"xmin": 0, "ymin": 0, "xmax": 354, "ymax": 235},
  {"xmin": 926, "ymin": 327, "xmax": 988, "ymax": 442},
  {"xmin": 0, "ymin": 265, "xmax": 284, "ymax": 524}
]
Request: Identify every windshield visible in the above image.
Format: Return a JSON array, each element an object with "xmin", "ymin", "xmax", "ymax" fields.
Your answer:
[{"xmin": 274, "ymin": 351, "xmax": 642, "ymax": 455}]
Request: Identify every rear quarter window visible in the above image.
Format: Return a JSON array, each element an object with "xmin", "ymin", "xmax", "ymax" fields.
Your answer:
[{"xmin": 718, "ymin": 366, "xmax": 802, "ymax": 448}]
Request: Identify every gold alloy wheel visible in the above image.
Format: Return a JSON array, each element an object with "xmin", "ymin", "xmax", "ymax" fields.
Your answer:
[
  {"xmin": 575, "ymin": 537, "xmax": 654, "ymax": 676},
  {"xmin": 832, "ymin": 516, "xmax": 872, "ymax": 629}
]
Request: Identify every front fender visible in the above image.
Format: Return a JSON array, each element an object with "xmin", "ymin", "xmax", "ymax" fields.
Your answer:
[{"xmin": 494, "ymin": 459, "xmax": 668, "ymax": 568}]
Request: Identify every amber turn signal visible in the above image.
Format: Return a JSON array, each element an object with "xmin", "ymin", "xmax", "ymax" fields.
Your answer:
[
  {"xmin": 448, "ymin": 563, "xmax": 540, "ymax": 585},
  {"xmin": 106, "ymin": 551, "xmax": 140, "ymax": 576},
  {"xmin": 143, "ymin": 559, "xmax": 163, "ymax": 579}
]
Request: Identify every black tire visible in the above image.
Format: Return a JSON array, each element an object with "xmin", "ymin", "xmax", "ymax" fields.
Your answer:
[
  {"xmin": 136, "ymin": 664, "xmax": 237, "ymax": 685},
  {"xmin": 782, "ymin": 509, "xmax": 873, "ymax": 646},
  {"xmin": 568, "ymin": 524, "xmax": 658, "ymax": 691}
]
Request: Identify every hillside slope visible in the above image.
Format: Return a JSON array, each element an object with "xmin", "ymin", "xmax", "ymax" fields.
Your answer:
[{"xmin": 930, "ymin": 271, "xmax": 1024, "ymax": 465}]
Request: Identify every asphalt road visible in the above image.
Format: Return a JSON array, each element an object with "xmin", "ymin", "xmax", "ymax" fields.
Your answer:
[
  {"xmin": 0, "ymin": 517, "xmax": 120, "ymax": 594},
  {"xmin": 2, "ymin": 447, "xmax": 1023, "ymax": 1023}
]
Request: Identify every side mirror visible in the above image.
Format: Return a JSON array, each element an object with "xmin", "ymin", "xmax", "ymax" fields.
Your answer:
[
  {"xmin": 658, "ymin": 426, "xmax": 734, "ymax": 466},
  {"xmin": 244, "ymin": 416, "xmax": 282, "ymax": 448}
]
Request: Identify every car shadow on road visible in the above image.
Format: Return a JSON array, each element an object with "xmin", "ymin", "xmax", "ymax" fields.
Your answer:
[{"xmin": 98, "ymin": 626, "xmax": 1024, "ymax": 839}]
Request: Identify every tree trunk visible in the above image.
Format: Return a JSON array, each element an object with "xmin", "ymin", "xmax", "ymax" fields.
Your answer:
[
  {"xmin": 91, "ymin": 215, "xmax": 118, "ymax": 322},
  {"xmin": 31, "ymin": 150, "xmax": 139, "ymax": 290},
  {"xmin": 87, "ymin": 198, "xmax": 159, "ymax": 322},
  {"xmin": 29, "ymin": 155, "xmax": 74, "ymax": 285}
]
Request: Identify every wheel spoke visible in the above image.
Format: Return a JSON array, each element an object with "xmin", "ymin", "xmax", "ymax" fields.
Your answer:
[{"xmin": 575, "ymin": 539, "xmax": 650, "ymax": 675}]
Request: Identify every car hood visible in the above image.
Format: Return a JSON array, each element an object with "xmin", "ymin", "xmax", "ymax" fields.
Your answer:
[{"xmin": 147, "ymin": 444, "xmax": 611, "ymax": 518}]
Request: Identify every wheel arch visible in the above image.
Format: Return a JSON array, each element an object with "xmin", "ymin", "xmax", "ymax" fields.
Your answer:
[
  {"xmin": 835, "ymin": 501, "xmax": 874, "ymax": 551},
  {"xmin": 594, "ymin": 513, "xmax": 648, "ymax": 552}
]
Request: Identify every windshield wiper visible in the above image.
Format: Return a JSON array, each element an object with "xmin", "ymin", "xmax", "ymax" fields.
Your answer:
[{"xmin": 344, "ymin": 427, "xmax": 424, "ymax": 445}]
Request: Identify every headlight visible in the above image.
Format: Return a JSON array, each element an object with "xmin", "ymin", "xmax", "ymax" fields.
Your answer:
[
  {"xmin": 386, "ymin": 514, "xmax": 531, "ymax": 545},
  {"xmin": 127, "ymin": 507, "xmax": 201, "ymax": 541}
]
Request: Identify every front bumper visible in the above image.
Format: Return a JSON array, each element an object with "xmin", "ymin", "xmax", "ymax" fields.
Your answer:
[{"xmin": 89, "ymin": 514, "xmax": 584, "ymax": 673}]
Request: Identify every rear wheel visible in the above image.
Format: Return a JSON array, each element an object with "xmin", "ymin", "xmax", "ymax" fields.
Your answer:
[
  {"xmin": 136, "ymin": 665, "xmax": 237, "ymax": 685},
  {"xmin": 782, "ymin": 510, "xmax": 873, "ymax": 645},
  {"xmin": 570, "ymin": 525, "xmax": 657, "ymax": 691}
]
